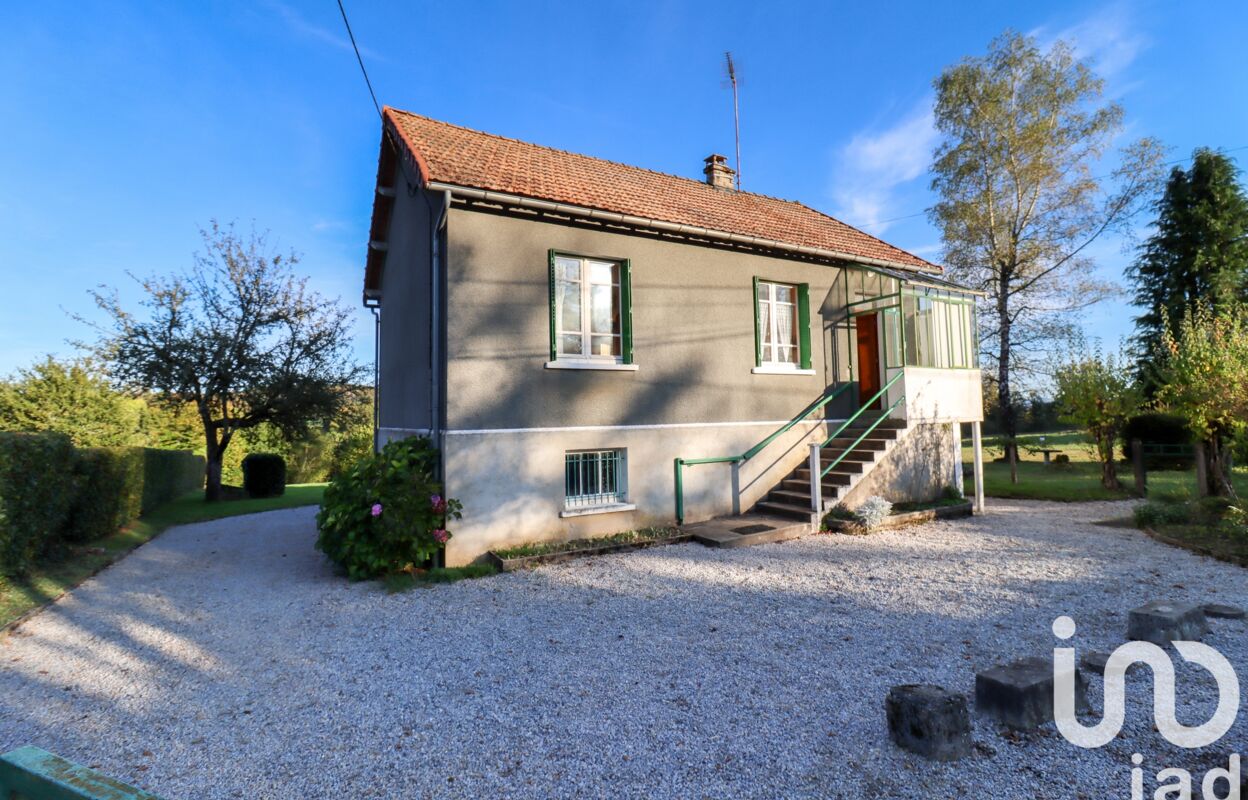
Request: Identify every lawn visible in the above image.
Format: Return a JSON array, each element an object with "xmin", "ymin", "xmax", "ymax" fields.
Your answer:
[
  {"xmin": 0, "ymin": 484, "xmax": 326, "ymax": 630},
  {"xmin": 962, "ymin": 433, "xmax": 1248, "ymax": 502},
  {"xmin": 963, "ymin": 459, "xmax": 1248, "ymax": 502}
]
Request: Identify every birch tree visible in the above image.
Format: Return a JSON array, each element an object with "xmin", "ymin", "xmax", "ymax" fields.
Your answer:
[{"xmin": 929, "ymin": 31, "xmax": 1164, "ymax": 451}]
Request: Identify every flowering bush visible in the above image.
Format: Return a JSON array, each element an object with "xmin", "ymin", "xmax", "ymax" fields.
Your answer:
[
  {"xmin": 315, "ymin": 437, "xmax": 462, "ymax": 580},
  {"xmin": 855, "ymin": 495, "xmax": 893, "ymax": 529}
]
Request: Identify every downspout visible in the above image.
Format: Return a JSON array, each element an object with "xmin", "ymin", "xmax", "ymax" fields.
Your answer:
[
  {"xmin": 370, "ymin": 305, "xmax": 380, "ymax": 451},
  {"xmin": 430, "ymin": 189, "xmax": 451, "ymax": 448}
]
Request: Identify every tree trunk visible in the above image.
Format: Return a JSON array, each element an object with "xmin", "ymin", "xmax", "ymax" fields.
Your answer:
[
  {"xmin": 1100, "ymin": 445, "xmax": 1121, "ymax": 490},
  {"xmin": 1098, "ymin": 432, "xmax": 1121, "ymax": 491},
  {"xmin": 1207, "ymin": 436, "xmax": 1237, "ymax": 499},
  {"xmin": 996, "ymin": 288, "xmax": 1018, "ymax": 482},
  {"xmin": 204, "ymin": 429, "xmax": 223, "ymax": 502}
]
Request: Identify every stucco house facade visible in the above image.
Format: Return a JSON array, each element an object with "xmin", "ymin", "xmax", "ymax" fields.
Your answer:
[{"xmin": 363, "ymin": 108, "xmax": 986, "ymax": 566}]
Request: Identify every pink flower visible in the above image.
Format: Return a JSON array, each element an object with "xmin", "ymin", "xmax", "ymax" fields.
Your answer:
[
  {"xmin": 370, "ymin": 503, "xmax": 383, "ymax": 517},
  {"xmin": 430, "ymin": 494, "xmax": 447, "ymax": 514},
  {"xmin": 432, "ymin": 528, "xmax": 449, "ymax": 544}
]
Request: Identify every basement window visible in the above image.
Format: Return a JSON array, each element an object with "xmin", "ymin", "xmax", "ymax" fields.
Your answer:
[{"xmin": 562, "ymin": 449, "xmax": 633, "ymax": 515}]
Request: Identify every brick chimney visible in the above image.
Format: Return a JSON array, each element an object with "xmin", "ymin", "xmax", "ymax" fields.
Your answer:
[{"xmin": 703, "ymin": 154, "xmax": 736, "ymax": 190}]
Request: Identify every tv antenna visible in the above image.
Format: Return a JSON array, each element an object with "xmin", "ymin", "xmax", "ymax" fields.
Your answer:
[{"xmin": 724, "ymin": 51, "xmax": 741, "ymax": 190}]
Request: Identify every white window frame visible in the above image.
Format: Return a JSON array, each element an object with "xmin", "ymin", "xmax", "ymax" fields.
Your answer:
[
  {"xmin": 560, "ymin": 448, "xmax": 635, "ymax": 517},
  {"xmin": 554, "ymin": 255, "xmax": 623, "ymax": 365},
  {"xmin": 756, "ymin": 280, "xmax": 800, "ymax": 369}
]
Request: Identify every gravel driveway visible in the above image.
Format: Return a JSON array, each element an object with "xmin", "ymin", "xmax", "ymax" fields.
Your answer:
[{"xmin": 1, "ymin": 500, "xmax": 1245, "ymax": 799}]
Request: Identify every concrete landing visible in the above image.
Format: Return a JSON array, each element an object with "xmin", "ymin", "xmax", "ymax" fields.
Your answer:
[{"xmin": 682, "ymin": 514, "xmax": 811, "ymax": 549}]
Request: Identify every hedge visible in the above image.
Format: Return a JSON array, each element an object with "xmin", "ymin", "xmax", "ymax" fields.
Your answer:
[
  {"xmin": 0, "ymin": 432, "xmax": 204, "ymax": 575},
  {"xmin": 242, "ymin": 453, "xmax": 286, "ymax": 498},
  {"xmin": 0, "ymin": 432, "xmax": 77, "ymax": 575}
]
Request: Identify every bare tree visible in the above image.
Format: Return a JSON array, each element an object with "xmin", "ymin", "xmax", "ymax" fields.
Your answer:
[
  {"xmin": 929, "ymin": 31, "xmax": 1165, "ymax": 452},
  {"xmin": 85, "ymin": 222, "xmax": 364, "ymax": 500}
]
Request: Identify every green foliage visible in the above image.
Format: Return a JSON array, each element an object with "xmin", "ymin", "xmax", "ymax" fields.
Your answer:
[
  {"xmin": 0, "ymin": 357, "xmax": 142, "ymax": 447},
  {"xmin": 1134, "ymin": 500, "xmax": 1193, "ymax": 528},
  {"xmin": 138, "ymin": 449, "xmax": 205, "ymax": 514},
  {"xmin": 1156, "ymin": 303, "xmax": 1248, "ymax": 496},
  {"xmin": 1053, "ymin": 345, "xmax": 1143, "ymax": 489},
  {"xmin": 242, "ymin": 453, "xmax": 286, "ymax": 498},
  {"xmin": 930, "ymin": 30, "xmax": 1163, "ymax": 441},
  {"xmin": 1130, "ymin": 149, "xmax": 1248, "ymax": 387},
  {"xmin": 66, "ymin": 448, "xmax": 142, "ymax": 543},
  {"xmin": 0, "ymin": 433, "xmax": 202, "ymax": 575},
  {"xmin": 490, "ymin": 527, "xmax": 679, "ymax": 560},
  {"xmin": 0, "ymin": 432, "xmax": 77, "ymax": 574},
  {"xmin": 316, "ymin": 437, "xmax": 461, "ymax": 580},
  {"xmin": 821, "ymin": 503, "xmax": 858, "ymax": 530}
]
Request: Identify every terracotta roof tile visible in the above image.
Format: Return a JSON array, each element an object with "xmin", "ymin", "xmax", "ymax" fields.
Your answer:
[{"xmin": 381, "ymin": 107, "xmax": 940, "ymax": 273}]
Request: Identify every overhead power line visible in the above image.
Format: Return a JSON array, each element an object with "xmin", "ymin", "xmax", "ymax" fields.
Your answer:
[
  {"xmin": 335, "ymin": 0, "xmax": 419, "ymax": 195},
  {"xmin": 336, "ymin": 0, "xmax": 381, "ymax": 118}
]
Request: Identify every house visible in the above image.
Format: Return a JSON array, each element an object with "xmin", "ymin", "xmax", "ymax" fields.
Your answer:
[{"xmin": 363, "ymin": 108, "xmax": 986, "ymax": 566}]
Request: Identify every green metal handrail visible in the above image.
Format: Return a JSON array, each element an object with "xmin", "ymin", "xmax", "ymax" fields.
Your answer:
[
  {"xmin": 819, "ymin": 393, "xmax": 907, "ymax": 479},
  {"xmin": 819, "ymin": 370, "xmax": 904, "ymax": 450},
  {"xmin": 673, "ymin": 383, "xmax": 851, "ymax": 524}
]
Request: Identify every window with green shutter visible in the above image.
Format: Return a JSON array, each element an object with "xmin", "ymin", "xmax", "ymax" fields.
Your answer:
[
  {"xmin": 548, "ymin": 250, "xmax": 634, "ymax": 366},
  {"xmin": 753, "ymin": 278, "xmax": 812, "ymax": 371}
]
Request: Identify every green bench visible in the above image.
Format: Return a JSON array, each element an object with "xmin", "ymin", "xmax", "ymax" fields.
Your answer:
[{"xmin": 0, "ymin": 747, "xmax": 164, "ymax": 800}]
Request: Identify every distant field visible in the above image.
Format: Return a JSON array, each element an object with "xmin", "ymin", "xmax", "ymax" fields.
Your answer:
[{"xmin": 960, "ymin": 430, "xmax": 1245, "ymax": 501}]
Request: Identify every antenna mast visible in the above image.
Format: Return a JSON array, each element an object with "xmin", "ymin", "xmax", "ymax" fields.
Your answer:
[{"xmin": 725, "ymin": 51, "xmax": 741, "ymax": 190}]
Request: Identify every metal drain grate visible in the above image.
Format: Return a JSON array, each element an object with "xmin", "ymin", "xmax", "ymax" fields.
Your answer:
[{"xmin": 731, "ymin": 524, "xmax": 775, "ymax": 535}]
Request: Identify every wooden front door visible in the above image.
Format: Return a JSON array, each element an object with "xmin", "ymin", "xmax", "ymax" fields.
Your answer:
[{"xmin": 856, "ymin": 313, "xmax": 882, "ymax": 410}]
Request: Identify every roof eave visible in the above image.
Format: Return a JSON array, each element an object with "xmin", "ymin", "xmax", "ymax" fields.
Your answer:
[{"xmin": 426, "ymin": 180, "xmax": 948, "ymax": 279}]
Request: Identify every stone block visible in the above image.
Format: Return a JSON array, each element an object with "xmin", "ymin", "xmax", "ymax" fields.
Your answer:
[
  {"xmin": 1127, "ymin": 601, "xmax": 1209, "ymax": 644},
  {"xmin": 1081, "ymin": 650, "xmax": 1143, "ymax": 677},
  {"xmin": 975, "ymin": 656, "xmax": 1087, "ymax": 730},
  {"xmin": 885, "ymin": 684, "xmax": 972, "ymax": 761},
  {"xmin": 1202, "ymin": 603, "xmax": 1246, "ymax": 620}
]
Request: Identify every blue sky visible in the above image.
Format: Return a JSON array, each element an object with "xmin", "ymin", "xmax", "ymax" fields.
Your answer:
[{"xmin": 2, "ymin": 0, "xmax": 1246, "ymax": 382}]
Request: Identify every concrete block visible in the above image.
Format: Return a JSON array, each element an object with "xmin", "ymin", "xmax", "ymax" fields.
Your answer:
[
  {"xmin": 885, "ymin": 684, "xmax": 972, "ymax": 761},
  {"xmin": 975, "ymin": 656, "xmax": 1087, "ymax": 730},
  {"xmin": 1127, "ymin": 601, "xmax": 1209, "ymax": 644}
]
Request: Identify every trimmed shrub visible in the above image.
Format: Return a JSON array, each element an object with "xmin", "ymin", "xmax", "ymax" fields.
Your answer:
[
  {"xmin": 139, "ymin": 448, "xmax": 204, "ymax": 512},
  {"xmin": 66, "ymin": 447, "xmax": 143, "ymax": 542},
  {"xmin": 856, "ymin": 495, "xmax": 893, "ymax": 529},
  {"xmin": 316, "ymin": 437, "xmax": 462, "ymax": 580},
  {"xmin": 1134, "ymin": 500, "xmax": 1192, "ymax": 528},
  {"xmin": 1121, "ymin": 413, "xmax": 1194, "ymax": 469},
  {"xmin": 0, "ymin": 431, "xmax": 77, "ymax": 574},
  {"xmin": 242, "ymin": 453, "xmax": 286, "ymax": 498},
  {"xmin": 0, "ymin": 437, "xmax": 201, "ymax": 574}
]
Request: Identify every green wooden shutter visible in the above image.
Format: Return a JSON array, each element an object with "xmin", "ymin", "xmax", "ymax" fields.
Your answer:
[
  {"xmin": 797, "ymin": 283, "xmax": 812, "ymax": 370},
  {"xmin": 752, "ymin": 276, "xmax": 762, "ymax": 367},
  {"xmin": 547, "ymin": 249, "xmax": 557, "ymax": 362},
  {"xmin": 620, "ymin": 259, "xmax": 634, "ymax": 364}
]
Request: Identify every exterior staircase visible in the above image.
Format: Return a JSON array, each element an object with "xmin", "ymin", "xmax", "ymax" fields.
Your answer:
[{"xmin": 753, "ymin": 414, "xmax": 910, "ymax": 524}]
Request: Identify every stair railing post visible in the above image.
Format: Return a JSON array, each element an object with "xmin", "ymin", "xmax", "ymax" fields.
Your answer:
[{"xmin": 808, "ymin": 442, "xmax": 822, "ymax": 513}]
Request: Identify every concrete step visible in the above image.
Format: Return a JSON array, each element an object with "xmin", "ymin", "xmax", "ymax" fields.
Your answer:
[
  {"xmin": 768, "ymin": 488, "xmax": 815, "ymax": 505},
  {"xmin": 819, "ymin": 450, "xmax": 876, "ymax": 463},
  {"xmin": 683, "ymin": 514, "xmax": 810, "ymax": 548},
  {"xmin": 792, "ymin": 469, "xmax": 852, "ymax": 485},
  {"xmin": 823, "ymin": 437, "xmax": 889, "ymax": 451},
  {"xmin": 754, "ymin": 500, "xmax": 818, "ymax": 522},
  {"xmin": 781, "ymin": 478, "xmax": 848, "ymax": 493}
]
